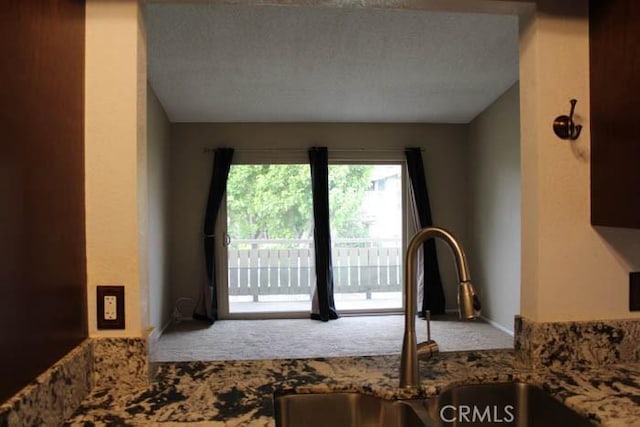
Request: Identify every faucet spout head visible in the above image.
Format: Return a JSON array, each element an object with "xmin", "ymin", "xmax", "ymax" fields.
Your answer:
[{"xmin": 458, "ymin": 281, "xmax": 481, "ymax": 320}]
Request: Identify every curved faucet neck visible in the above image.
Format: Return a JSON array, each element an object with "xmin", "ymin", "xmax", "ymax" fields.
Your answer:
[
  {"xmin": 405, "ymin": 227, "xmax": 471, "ymax": 283},
  {"xmin": 400, "ymin": 226, "xmax": 474, "ymax": 390}
]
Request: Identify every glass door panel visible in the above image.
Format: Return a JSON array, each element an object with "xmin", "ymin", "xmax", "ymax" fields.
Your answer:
[
  {"xmin": 226, "ymin": 164, "xmax": 314, "ymax": 314},
  {"xmin": 329, "ymin": 164, "xmax": 403, "ymax": 312}
]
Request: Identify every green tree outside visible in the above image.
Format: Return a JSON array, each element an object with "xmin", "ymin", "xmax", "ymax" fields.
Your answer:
[{"xmin": 226, "ymin": 164, "xmax": 373, "ymax": 243}]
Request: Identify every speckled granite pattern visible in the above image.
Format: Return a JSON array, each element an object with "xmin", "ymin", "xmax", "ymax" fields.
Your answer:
[
  {"xmin": 93, "ymin": 338, "xmax": 149, "ymax": 390},
  {"xmin": 0, "ymin": 340, "xmax": 92, "ymax": 427},
  {"xmin": 538, "ymin": 364, "xmax": 640, "ymax": 426},
  {"xmin": 515, "ymin": 316, "xmax": 640, "ymax": 369},
  {"xmin": 64, "ymin": 350, "xmax": 640, "ymax": 426}
]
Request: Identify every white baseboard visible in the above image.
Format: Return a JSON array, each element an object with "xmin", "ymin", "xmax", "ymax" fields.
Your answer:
[
  {"xmin": 481, "ymin": 315, "xmax": 514, "ymax": 336},
  {"xmin": 444, "ymin": 308, "xmax": 514, "ymax": 336},
  {"xmin": 149, "ymin": 317, "xmax": 173, "ymax": 344}
]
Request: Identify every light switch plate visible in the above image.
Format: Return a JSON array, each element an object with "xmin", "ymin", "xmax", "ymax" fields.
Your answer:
[{"xmin": 97, "ymin": 285, "xmax": 125, "ymax": 329}]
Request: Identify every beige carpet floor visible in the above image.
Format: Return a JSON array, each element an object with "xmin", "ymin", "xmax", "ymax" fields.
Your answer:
[{"xmin": 153, "ymin": 314, "xmax": 513, "ymax": 362}]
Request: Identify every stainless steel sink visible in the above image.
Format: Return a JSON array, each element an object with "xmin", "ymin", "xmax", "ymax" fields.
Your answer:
[
  {"xmin": 274, "ymin": 383, "xmax": 593, "ymax": 427},
  {"xmin": 422, "ymin": 382, "xmax": 593, "ymax": 426},
  {"xmin": 274, "ymin": 392, "xmax": 430, "ymax": 427}
]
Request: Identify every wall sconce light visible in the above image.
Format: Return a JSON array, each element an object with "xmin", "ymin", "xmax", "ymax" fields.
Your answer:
[{"xmin": 553, "ymin": 99, "xmax": 582, "ymax": 140}]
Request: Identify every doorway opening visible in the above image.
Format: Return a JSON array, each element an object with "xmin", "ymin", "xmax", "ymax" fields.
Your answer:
[{"xmin": 143, "ymin": 2, "xmax": 524, "ymax": 360}]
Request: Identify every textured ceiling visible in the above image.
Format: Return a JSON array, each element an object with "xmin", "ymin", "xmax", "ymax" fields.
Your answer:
[{"xmin": 146, "ymin": 4, "xmax": 518, "ymax": 123}]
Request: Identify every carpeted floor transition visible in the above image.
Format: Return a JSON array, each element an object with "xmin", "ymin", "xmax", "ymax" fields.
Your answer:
[{"xmin": 153, "ymin": 314, "xmax": 513, "ymax": 362}]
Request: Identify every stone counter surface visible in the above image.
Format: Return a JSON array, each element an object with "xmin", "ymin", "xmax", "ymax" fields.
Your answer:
[{"xmin": 63, "ymin": 350, "xmax": 640, "ymax": 427}]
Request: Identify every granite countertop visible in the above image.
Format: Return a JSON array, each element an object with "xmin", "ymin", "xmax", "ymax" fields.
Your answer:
[{"xmin": 64, "ymin": 350, "xmax": 640, "ymax": 426}]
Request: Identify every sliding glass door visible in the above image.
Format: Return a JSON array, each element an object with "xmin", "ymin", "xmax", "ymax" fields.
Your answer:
[
  {"xmin": 330, "ymin": 164, "xmax": 403, "ymax": 312},
  {"xmin": 219, "ymin": 162, "xmax": 404, "ymax": 317}
]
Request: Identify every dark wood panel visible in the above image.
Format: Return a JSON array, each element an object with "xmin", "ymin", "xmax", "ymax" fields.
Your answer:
[
  {"xmin": 0, "ymin": 0, "xmax": 87, "ymax": 402},
  {"xmin": 590, "ymin": 0, "xmax": 640, "ymax": 228}
]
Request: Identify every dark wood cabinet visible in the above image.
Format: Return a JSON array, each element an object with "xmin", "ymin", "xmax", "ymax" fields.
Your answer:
[
  {"xmin": 590, "ymin": 0, "xmax": 640, "ymax": 228},
  {"xmin": 0, "ymin": 0, "xmax": 87, "ymax": 402}
]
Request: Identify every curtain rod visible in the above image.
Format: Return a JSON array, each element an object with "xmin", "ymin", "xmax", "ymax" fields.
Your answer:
[{"xmin": 202, "ymin": 147, "xmax": 423, "ymax": 153}]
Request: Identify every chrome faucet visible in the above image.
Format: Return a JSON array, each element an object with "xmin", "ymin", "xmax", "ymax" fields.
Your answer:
[{"xmin": 400, "ymin": 227, "xmax": 481, "ymax": 389}]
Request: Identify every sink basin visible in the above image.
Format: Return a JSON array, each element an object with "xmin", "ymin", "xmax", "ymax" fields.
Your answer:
[
  {"xmin": 423, "ymin": 382, "xmax": 593, "ymax": 426},
  {"xmin": 274, "ymin": 392, "xmax": 430, "ymax": 427},
  {"xmin": 274, "ymin": 383, "xmax": 592, "ymax": 427}
]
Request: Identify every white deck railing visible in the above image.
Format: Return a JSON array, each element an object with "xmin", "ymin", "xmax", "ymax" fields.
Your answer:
[{"xmin": 228, "ymin": 238, "xmax": 402, "ymax": 300}]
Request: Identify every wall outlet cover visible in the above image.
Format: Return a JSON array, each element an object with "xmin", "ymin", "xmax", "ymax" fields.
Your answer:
[{"xmin": 97, "ymin": 285, "xmax": 125, "ymax": 329}]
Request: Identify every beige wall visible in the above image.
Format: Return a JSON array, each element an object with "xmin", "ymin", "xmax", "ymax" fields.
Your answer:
[
  {"xmin": 147, "ymin": 84, "xmax": 172, "ymax": 331},
  {"xmin": 519, "ymin": 1, "xmax": 640, "ymax": 322},
  {"xmin": 169, "ymin": 123, "xmax": 469, "ymax": 313},
  {"xmin": 85, "ymin": 0, "xmax": 148, "ymax": 337},
  {"xmin": 468, "ymin": 83, "xmax": 521, "ymax": 332}
]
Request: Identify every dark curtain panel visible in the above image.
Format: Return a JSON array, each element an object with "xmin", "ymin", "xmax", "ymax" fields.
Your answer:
[
  {"xmin": 308, "ymin": 147, "xmax": 339, "ymax": 321},
  {"xmin": 194, "ymin": 148, "xmax": 234, "ymax": 324},
  {"xmin": 405, "ymin": 148, "xmax": 446, "ymax": 316}
]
